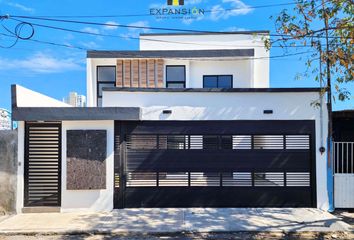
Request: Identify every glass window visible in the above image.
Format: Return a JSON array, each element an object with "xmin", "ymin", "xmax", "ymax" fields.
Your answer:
[
  {"xmin": 166, "ymin": 66, "xmax": 185, "ymax": 88},
  {"xmin": 97, "ymin": 98, "xmax": 103, "ymax": 107},
  {"xmin": 218, "ymin": 76, "xmax": 232, "ymax": 88},
  {"xmin": 203, "ymin": 76, "xmax": 218, "ymax": 88},
  {"xmin": 97, "ymin": 66, "xmax": 116, "ymax": 106},
  {"xmin": 97, "ymin": 66, "xmax": 116, "ymax": 82},
  {"xmin": 98, "ymin": 82, "xmax": 115, "ymax": 97},
  {"xmin": 203, "ymin": 75, "xmax": 233, "ymax": 88},
  {"xmin": 166, "ymin": 83, "xmax": 185, "ymax": 88},
  {"xmin": 166, "ymin": 66, "xmax": 185, "ymax": 82}
]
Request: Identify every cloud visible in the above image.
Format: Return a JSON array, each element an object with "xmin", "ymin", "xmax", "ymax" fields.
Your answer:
[
  {"xmin": 0, "ymin": 52, "xmax": 82, "ymax": 73},
  {"xmin": 79, "ymin": 41, "xmax": 99, "ymax": 49},
  {"xmin": 185, "ymin": 0, "xmax": 204, "ymax": 5},
  {"xmin": 222, "ymin": 26, "xmax": 249, "ymax": 32},
  {"xmin": 182, "ymin": 15, "xmax": 204, "ymax": 25},
  {"xmin": 103, "ymin": 21, "xmax": 119, "ymax": 30},
  {"xmin": 210, "ymin": 0, "xmax": 253, "ymax": 21},
  {"xmin": 80, "ymin": 27, "xmax": 100, "ymax": 34},
  {"xmin": 7, "ymin": 2, "xmax": 34, "ymax": 13},
  {"xmin": 120, "ymin": 21, "xmax": 150, "ymax": 39}
]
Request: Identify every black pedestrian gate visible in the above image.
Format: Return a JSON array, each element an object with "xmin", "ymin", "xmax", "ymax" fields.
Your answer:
[
  {"xmin": 114, "ymin": 120, "xmax": 316, "ymax": 208},
  {"xmin": 24, "ymin": 122, "xmax": 61, "ymax": 207}
]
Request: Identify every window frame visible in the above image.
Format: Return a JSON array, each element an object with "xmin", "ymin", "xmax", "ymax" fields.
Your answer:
[
  {"xmin": 165, "ymin": 65, "xmax": 186, "ymax": 88},
  {"xmin": 203, "ymin": 75, "xmax": 233, "ymax": 88},
  {"xmin": 96, "ymin": 65, "xmax": 116, "ymax": 106}
]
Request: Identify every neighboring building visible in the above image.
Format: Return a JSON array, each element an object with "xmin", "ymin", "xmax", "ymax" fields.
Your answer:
[
  {"xmin": 0, "ymin": 108, "xmax": 12, "ymax": 130},
  {"xmin": 12, "ymin": 31, "xmax": 330, "ymax": 213},
  {"xmin": 63, "ymin": 92, "xmax": 86, "ymax": 107},
  {"xmin": 332, "ymin": 110, "xmax": 354, "ymax": 209}
]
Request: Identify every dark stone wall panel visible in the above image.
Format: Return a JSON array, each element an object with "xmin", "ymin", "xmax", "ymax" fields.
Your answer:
[{"xmin": 67, "ymin": 130, "xmax": 107, "ymax": 190}]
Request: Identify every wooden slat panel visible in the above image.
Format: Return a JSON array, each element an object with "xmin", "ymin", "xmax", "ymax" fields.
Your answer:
[
  {"xmin": 147, "ymin": 59, "xmax": 155, "ymax": 88},
  {"xmin": 139, "ymin": 59, "xmax": 147, "ymax": 88},
  {"xmin": 157, "ymin": 59, "xmax": 164, "ymax": 87},
  {"xmin": 116, "ymin": 60, "xmax": 123, "ymax": 87},
  {"xmin": 123, "ymin": 60, "xmax": 131, "ymax": 87},
  {"xmin": 131, "ymin": 60, "xmax": 139, "ymax": 88}
]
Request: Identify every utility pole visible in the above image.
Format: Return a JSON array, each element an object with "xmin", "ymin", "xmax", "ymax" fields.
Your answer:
[
  {"xmin": 322, "ymin": 0, "xmax": 334, "ymax": 211},
  {"xmin": 322, "ymin": 0, "xmax": 333, "ymax": 158}
]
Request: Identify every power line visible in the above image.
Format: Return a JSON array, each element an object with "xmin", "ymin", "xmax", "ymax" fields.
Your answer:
[
  {"xmin": 12, "ymin": 18, "xmax": 316, "ymax": 49},
  {"xmin": 0, "ymin": 32, "xmax": 316, "ymax": 62},
  {"xmin": 0, "ymin": 32, "xmax": 88, "ymax": 50},
  {"xmin": 6, "ymin": 15, "xmax": 350, "ymax": 40},
  {"xmin": 0, "ymin": 30, "xmax": 320, "ymax": 62}
]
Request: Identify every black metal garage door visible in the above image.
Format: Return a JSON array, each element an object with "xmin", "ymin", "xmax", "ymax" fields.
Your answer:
[{"xmin": 114, "ymin": 121, "xmax": 316, "ymax": 208}]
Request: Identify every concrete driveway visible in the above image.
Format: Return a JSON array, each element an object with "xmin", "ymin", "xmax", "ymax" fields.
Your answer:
[{"xmin": 0, "ymin": 208, "xmax": 351, "ymax": 235}]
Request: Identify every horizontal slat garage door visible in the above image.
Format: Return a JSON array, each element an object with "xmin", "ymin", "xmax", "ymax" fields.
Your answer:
[{"xmin": 114, "ymin": 121, "xmax": 316, "ymax": 208}]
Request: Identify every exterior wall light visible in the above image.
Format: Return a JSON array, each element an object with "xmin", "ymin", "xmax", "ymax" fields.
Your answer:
[
  {"xmin": 263, "ymin": 110, "xmax": 273, "ymax": 114},
  {"xmin": 162, "ymin": 110, "xmax": 172, "ymax": 114}
]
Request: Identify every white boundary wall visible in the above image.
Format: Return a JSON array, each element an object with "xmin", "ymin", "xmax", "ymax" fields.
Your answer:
[
  {"xmin": 61, "ymin": 121, "xmax": 114, "ymax": 212},
  {"xmin": 15, "ymin": 120, "xmax": 115, "ymax": 213}
]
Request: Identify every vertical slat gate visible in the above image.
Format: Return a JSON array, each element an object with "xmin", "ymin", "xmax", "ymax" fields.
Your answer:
[
  {"xmin": 24, "ymin": 122, "xmax": 61, "ymax": 207},
  {"xmin": 334, "ymin": 142, "xmax": 354, "ymax": 208}
]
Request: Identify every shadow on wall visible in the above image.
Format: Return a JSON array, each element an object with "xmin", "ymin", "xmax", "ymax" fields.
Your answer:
[{"xmin": 0, "ymin": 130, "xmax": 17, "ymax": 214}]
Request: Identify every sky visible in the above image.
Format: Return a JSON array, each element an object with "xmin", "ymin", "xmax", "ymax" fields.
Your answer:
[{"xmin": 0, "ymin": 0, "xmax": 353, "ymax": 111}]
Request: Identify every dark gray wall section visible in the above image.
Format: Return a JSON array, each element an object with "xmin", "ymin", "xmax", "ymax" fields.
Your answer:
[
  {"xmin": 87, "ymin": 49, "xmax": 254, "ymax": 58},
  {"xmin": 66, "ymin": 130, "xmax": 107, "ymax": 190},
  {"xmin": 12, "ymin": 107, "xmax": 141, "ymax": 121},
  {"xmin": 0, "ymin": 130, "xmax": 17, "ymax": 213}
]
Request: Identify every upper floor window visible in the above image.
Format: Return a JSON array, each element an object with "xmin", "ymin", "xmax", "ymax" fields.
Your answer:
[
  {"xmin": 97, "ymin": 66, "xmax": 116, "ymax": 106},
  {"xmin": 203, "ymin": 75, "xmax": 233, "ymax": 88},
  {"xmin": 166, "ymin": 65, "xmax": 185, "ymax": 88}
]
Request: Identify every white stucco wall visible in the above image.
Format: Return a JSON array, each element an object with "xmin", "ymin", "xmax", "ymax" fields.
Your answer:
[
  {"xmin": 61, "ymin": 121, "xmax": 114, "ymax": 212},
  {"xmin": 103, "ymin": 90, "xmax": 329, "ymax": 210},
  {"xmin": 15, "ymin": 120, "xmax": 115, "ymax": 213},
  {"xmin": 87, "ymin": 57, "xmax": 254, "ymax": 106},
  {"xmin": 15, "ymin": 121, "xmax": 24, "ymax": 214},
  {"xmin": 189, "ymin": 60, "xmax": 252, "ymax": 88},
  {"xmin": 140, "ymin": 33, "xmax": 269, "ymax": 88},
  {"xmin": 86, "ymin": 33, "xmax": 270, "ymax": 106},
  {"xmin": 15, "ymin": 85, "xmax": 70, "ymax": 107}
]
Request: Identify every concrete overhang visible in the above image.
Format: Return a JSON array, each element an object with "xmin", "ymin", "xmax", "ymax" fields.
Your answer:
[{"xmin": 11, "ymin": 85, "xmax": 140, "ymax": 121}]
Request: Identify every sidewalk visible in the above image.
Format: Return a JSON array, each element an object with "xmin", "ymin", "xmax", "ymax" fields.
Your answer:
[{"xmin": 0, "ymin": 208, "xmax": 352, "ymax": 235}]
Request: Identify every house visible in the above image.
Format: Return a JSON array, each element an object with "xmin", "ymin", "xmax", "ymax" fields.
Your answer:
[
  {"xmin": 332, "ymin": 110, "xmax": 354, "ymax": 208},
  {"xmin": 12, "ymin": 31, "xmax": 330, "ymax": 213}
]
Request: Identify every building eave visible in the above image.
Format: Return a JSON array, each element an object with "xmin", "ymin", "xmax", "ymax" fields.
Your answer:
[
  {"xmin": 140, "ymin": 31, "xmax": 270, "ymax": 36},
  {"xmin": 102, "ymin": 87, "xmax": 324, "ymax": 93},
  {"xmin": 87, "ymin": 49, "xmax": 255, "ymax": 59},
  {"xmin": 12, "ymin": 107, "xmax": 141, "ymax": 121}
]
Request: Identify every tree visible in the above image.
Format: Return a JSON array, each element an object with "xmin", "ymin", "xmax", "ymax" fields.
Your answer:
[
  {"xmin": 268, "ymin": 1, "xmax": 352, "ymax": 209},
  {"xmin": 266, "ymin": 0, "xmax": 353, "ymax": 102}
]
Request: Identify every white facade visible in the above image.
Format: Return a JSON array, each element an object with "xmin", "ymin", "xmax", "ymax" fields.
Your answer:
[
  {"xmin": 14, "ymin": 32, "xmax": 331, "ymax": 213},
  {"xmin": 61, "ymin": 121, "xmax": 114, "ymax": 212},
  {"xmin": 102, "ymin": 90, "xmax": 329, "ymax": 210},
  {"xmin": 140, "ymin": 33, "xmax": 269, "ymax": 88},
  {"xmin": 87, "ymin": 32, "xmax": 269, "ymax": 107}
]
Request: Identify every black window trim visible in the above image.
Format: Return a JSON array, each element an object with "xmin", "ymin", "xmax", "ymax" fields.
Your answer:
[
  {"xmin": 166, "ymin": 65, "xmax": 186, "ymax": 88},
  {"xmin": 97, "ymin": 65, "xmax": 116, "ymax": 105},
  {"xmin": 203, "ymin": 75, "xmax": 233, "ymax": 88}
]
